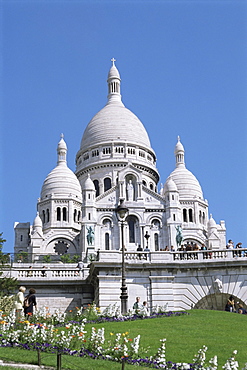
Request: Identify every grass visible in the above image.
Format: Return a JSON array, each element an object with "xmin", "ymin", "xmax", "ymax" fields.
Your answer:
[{"xmin": 0, "ymin": 310, "xmax": 247, "ymax": 369}]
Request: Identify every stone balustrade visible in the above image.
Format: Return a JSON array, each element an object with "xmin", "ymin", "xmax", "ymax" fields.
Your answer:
[
  {"xmin": 2, "ymin": 249, "xmax": 247, "ymax": 283},
  {"xmin": 97, "ymin": 248, "xmax": 247, "ymax": 264},
  {"xmin": 6, "ymin": 265, "xmax": 89, "ymax": 281}
]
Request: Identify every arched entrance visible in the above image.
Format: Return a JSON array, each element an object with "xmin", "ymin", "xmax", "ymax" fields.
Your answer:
[{"xmin": 194, "ymin": 293, "xmax": 246, "ymax": 311}]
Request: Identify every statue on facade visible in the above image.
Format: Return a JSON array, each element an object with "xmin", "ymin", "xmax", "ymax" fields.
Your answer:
[
  {"xmin": 86, "ymin": 226, "xmax": 95, "ymax": 246},
  {"xmin": 127, "ymin": 179, "xmax": 134, "ymax": 201},
  {"xmin": 213, "ymin": 276, "xmax": 223, "ymax": 293},
  {"xmin": 175, "ymin": 225, "xmax": 183, "ymax": 248}
]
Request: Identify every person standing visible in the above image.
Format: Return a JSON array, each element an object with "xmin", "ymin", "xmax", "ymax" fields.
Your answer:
[
  {"xmin": 14, "ymin": 286, "xmax": 26, "ymax": 317},
  {"xmin": 133, "ymin": 297, "xmax": 143, "ymax": 312},
  {"xmin": 225, "ymin": 295, "xmax": 235, "ymax": 312},
  {"xmin": 143, "ymin": 301, "xmax": 150, "ymax": 316},
  {"xmin": 24, "ymin": 288, "xmax": 37, "ymax": 316}
]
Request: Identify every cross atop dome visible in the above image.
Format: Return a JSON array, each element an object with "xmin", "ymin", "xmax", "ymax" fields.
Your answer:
[{"xmin": 111, "ymin": 57, "xmax": 116, "ymax": 66}]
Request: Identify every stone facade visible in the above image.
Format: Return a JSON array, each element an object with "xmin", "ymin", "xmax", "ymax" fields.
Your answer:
[{"xmin": 13, "ymin": 61, "xmax": 231, "ymax": 312}]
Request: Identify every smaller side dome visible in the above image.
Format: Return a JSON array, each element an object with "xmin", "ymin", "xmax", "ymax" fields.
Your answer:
[
  {"xmin": 33, "ymin": 212, "xmax": 42, "ymax": 228},
  {"xmin": 163, "ymin": 177, "xmax": 178, "ymax": 194},
  {"xmin": 208, "ymin": 214, "xmax": 217, "ymax": 230},
  {"xmin": 165, "ymin": 137, "xmax": 204, "ymax": 199},
  {"xmin": 32, "ymin": 212, "xmax": 43, "ymax": 235},
  {"xmin": 41, "ymin": 136, "xmax": 82, "ymax": 201},
  {"xmin": 84, "ymin": 174, "xmax": 95, "ymax": 191}
]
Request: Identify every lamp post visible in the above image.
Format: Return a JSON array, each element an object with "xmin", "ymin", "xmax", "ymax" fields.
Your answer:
[
  {"xmin": 116, "ymin": 199, "xmax": 129, "ymax": 315},
  {"xmin": 144, "ymin": 231, "xmax": 150, "ymax": 248}
]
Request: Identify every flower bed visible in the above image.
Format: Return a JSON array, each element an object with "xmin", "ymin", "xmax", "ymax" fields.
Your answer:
[{"xmin": 0, "ymin": 305, "xmax": 245, "ymax": 369}]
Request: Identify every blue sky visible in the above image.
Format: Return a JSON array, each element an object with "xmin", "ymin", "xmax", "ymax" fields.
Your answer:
[{"xmin": 1, "ymin": 0, "xmax": 247, "ymax": 253}]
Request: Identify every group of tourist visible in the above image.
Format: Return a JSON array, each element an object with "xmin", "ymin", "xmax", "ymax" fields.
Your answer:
[
  {"xmin": 226, "ymin": 240, "xmax": 246, "ymax": 257},
  {"xmin": 225, "ymin": 295, "xmax": 246, "ymax": 314},
  {"xmin": 133, "ymin": 296, "xmax": 149, "ymax": 315},
  {"xmin": 13, "ymin": 286, "xmax": 37, "ymax": 316}
]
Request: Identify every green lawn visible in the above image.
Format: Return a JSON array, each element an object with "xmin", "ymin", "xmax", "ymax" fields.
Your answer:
[{"xmin": 0, "ymin": 310, "xmax": 246, "ymax": 369}]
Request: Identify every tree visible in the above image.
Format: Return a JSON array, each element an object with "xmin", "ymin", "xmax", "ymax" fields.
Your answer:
[{"xmin": 0, "ymin": 233, "xmax": 18, "ymax": 296}]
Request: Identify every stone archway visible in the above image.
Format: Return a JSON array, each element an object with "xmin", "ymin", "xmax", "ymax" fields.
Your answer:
[{"xmin": 194, "ymin": 293, "xmax": 246, "ymax": 311}]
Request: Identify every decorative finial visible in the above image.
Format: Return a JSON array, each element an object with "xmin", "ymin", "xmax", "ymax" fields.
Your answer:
[
  {"xmin": 61, "ymin": 133, "xmax": 64, "ymax": 139},
  {"xmin": 177, "ymin": 135, "xmax": 180, "ymax": 142},
  {"xmin": 111, "ymin": 57, "xmax": 116, "ymax": 66}
]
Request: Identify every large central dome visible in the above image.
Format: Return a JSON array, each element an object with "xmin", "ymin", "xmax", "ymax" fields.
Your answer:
[
  {"xmin": 80, "ymin": 103, "xmax": 151, "ymax": 151},
  {"xmin": 80, "ymin": 60, "xmax": 151, "ymax": 152}
]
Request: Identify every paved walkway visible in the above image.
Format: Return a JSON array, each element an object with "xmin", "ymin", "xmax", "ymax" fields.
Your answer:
[{"xmin": 0, "ymin": 360, "xmax": 54, "ymax": 369}]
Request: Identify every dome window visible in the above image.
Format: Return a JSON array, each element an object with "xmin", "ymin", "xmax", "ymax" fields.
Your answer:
[
  {"xmin": 128, "ymin": 147, "xmax": 135, "ymax": 155},
  {"xmin": 103, "ymin": 147, "xmax": 111, "ymax": 154},
  {"xmin": 74, "ymin": 209, "xmax": 77, "ymax": 222},
  {"xmin": 139, "ymin": 150, "xmax": 145, "ymax": 158},
  {"xmin": 93, "ymin": 180, "xmax": 100, "ymax": 197},
  {"xmin": 42, "ymin": 210, "xmax": 46, "ymax": 224},
  {"xmin": 183, "ymin": 209, "xmax": 188, "ymax": 223},
  {"xmin": 92, "ymin": 149, "xmax": 99, "ymax": 157},
  {"xmin": 189, "ymin": 209, "xmax": 193, "ymax": 223},
  {"xmin": 46, "ymin": 209, "xmax": 50, "ymax": 223},
  {"xmin": 142, "ymin": 180, "xmax": 147, "ymax": 186},
  {"xmin": 104, "ymin": 177, "xmax": 111, "ymax": 192},
  {"xmin": 62, "ymin": 207, "xmax": 67, "ymax": 221},
  {"xmin": 115, "ymin": 147, "xmax": 124, "ymax": 153},
  {"xmin": 57, "ymin": 207, "xmax": 61, "ymax": 221},
  {"xmin": 150, "ymin": 183, "xmax": 154, "ymax": 191},
  {"xmin": 78, "ymin": 211, "xmax": 81, "ymax": 222}
]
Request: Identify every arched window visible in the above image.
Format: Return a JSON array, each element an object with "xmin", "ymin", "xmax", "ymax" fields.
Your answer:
[
  {"xmin": 74, "ymin": 209, "xmax": 77, "ymax": 222},
  {"xmin": 105, "ymin": 233, "xmax": 110, "ymax": 250},
  {"xmin": 46, "ymin": 209, "xmax": 50, "ymax": 223},
  {"xmin": 142, "ymin": 180, "xmax": 147, "ymax": 186},
  {"xmin": 103, "ymin": 218, "xmax": 111, "ymax": 228},
  {"xmin": 62, "ymin": 207, "xmax": 67, "ymax": 221},
  {"xmin": 78, "ymin": 211, "xmax": 81, "ymax": 222},
  {"xmin": 183, "ymin": 209, "xmax": 187, "ymax": 222},
  {"xmin": 189, "ymin": 209, "xmax": 193, "ymax": 222},
  {"xmin": 199, "ymin": 211, "xmax": 202, "ymax": 224},
  {"xmin": 104, "ymin": 177, "xmax": 111, "ymax": 192},
  {"xmin": 128, "ymin": 216, "xmax": 136, "ymax": 243},
  {"xmin": 93, "ymin": 179, "xmax": 100, "ymax": 197},
  {"xmin": 152, "ymin": 219, "xmax": 161, "ymax": 229},
  {"xmin": 202, "ymin": 212, "xmax": 205, "ymax": 225},
  {"xmin": 154, "ymin": 233, "xmax": 159, "ymax": 251},
  {"xmin": 150, "ymin": 183, "xmax": 154, "ymax": 190},
  {"xmin": 57, "ymin": 207, "xmax": 61, "ymax": 221},
  {"xmin": 42, "ymin": 210, "xmax": 45, "ymax": 224}
]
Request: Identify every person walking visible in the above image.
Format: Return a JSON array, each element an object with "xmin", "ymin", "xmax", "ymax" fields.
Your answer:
[
  {"xmin": 14, "ymin": 286, "xmax": 26, "ymax": 317},
  {"xmin": 24, "ymin": 288, "xmax": 37, "ymax": 316}
]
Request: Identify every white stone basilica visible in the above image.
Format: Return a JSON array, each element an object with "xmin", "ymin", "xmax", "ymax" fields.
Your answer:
[{"xmin": 14, "ymin": 60, "xmax": 226, "ymax": 260}]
